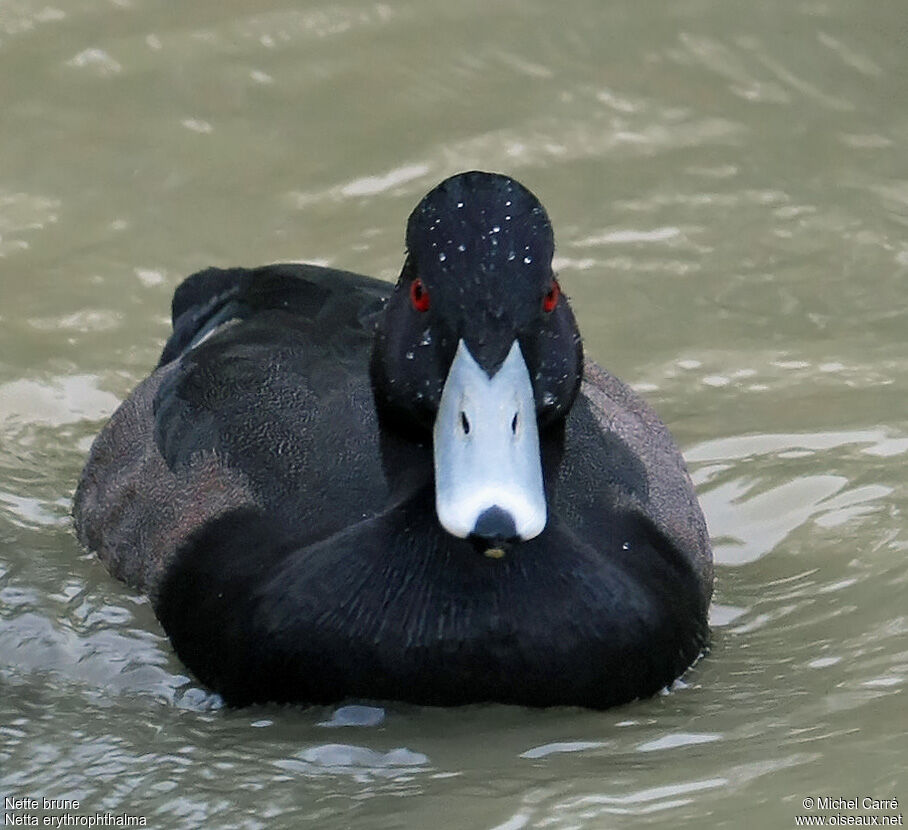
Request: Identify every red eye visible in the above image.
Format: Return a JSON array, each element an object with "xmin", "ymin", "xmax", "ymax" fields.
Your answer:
[
  {"xmin": 542, "ymin": 279, "xmax": 560, "ymax": 313},
  {"xmin": 410, "ymin": 278, "xmax": 430, "ymax": 312}
]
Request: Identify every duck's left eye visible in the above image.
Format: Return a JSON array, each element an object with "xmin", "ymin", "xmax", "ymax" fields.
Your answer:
[
  {"xmin": 542, "ymin": 280, "xmax": 560, "ymax": 313},
  {"xmin": 410, "ymin": 278, "xmax": 431, "ymax": 312}
]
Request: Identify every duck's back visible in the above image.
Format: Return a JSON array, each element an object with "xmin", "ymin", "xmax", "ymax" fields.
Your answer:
[
  {"xmin": 564, "ymin": 362, "xmax": 712, "ymax": 607},
  {"xmin": 74, "ymin": 265, "xmax": 392, "ymax": 597}
]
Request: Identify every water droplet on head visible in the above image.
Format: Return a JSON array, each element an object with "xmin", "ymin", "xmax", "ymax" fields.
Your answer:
[
  {"xmin": 507, "ymin": 251, "xmax": 516, "ymax": 261},
  {"xmin": 405, "ymin": 351, "xmax": 414, "ymax": 360},
  {"xmin": 457, "ymin": 201, "xmax": 464, "ymax": 208},
  {"xmin": 523, "ymin": 256, "xmax": 532, "ymax": 264},
  {"xmin": 439, "ymin": 252, "xmax": 447, "ymax": 262},
  {"xmin": 492, "ymin": 225, "xmax": 500, "ymax": 233},
  {"xmin": 457, "ymin": 243, "xmax": 466, "ymax": 252},
  {"xmin": 622, "ymin": 541, "xmax": 631, "ymax": 551}
]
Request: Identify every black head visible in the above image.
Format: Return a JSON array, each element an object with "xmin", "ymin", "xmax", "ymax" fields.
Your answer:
[{"xmin": 371, "ymin": 171, "xmax": 583, "ymax": 432}]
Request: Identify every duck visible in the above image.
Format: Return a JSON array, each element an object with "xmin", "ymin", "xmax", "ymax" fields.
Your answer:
[{"xmin": 73, "ymin": 171, "xmax": 712, "ymax": 709}]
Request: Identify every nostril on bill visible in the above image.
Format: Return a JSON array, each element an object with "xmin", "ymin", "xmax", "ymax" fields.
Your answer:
[{"xmin": 472, "ymin": 505, "xmax": 518, "ymax": 542}]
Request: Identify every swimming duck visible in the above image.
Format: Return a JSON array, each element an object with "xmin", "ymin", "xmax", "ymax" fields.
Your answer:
[{"xmin": 74, "ymin": 171, "xmax": 712, "ymax": 708}]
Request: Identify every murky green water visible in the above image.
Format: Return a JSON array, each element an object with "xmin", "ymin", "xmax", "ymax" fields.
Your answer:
[{"xmin": 1, "ymin": 0, "xmax": 905, "ymax": 827}]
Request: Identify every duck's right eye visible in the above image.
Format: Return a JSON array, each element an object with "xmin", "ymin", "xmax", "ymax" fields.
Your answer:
[{"xmin": 410, "ymin": 278, "xmax": 431, "ymax": 312}]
